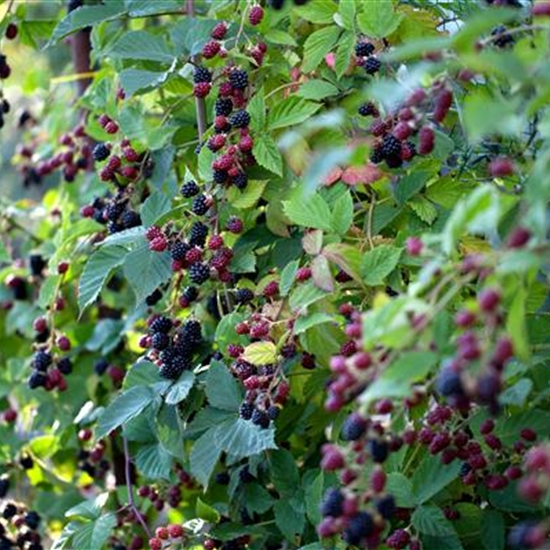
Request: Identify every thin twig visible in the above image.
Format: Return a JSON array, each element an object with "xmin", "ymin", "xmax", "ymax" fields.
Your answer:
[{"xmin": 122, "ymin": 436, "xmax": 152, "ymax": 539}]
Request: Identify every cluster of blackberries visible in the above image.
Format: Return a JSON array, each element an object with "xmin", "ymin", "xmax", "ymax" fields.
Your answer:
[
  {"xmin": 94, "ymin": 135, "xmax": 147, "ymax": 183},
  {"xmin": 0, "ymin": 498, "xmax": 44, "ymax": 550},
  {"xmin": 27, "ymin": 347, "xmax": 73, "ymax": 391},
  {"xmin": 354, "ymin": 40, "xmax": 381, "ymax": 75},
  {"xmin": 16, "ymin": 123, "xmax": 94, "ymax": 184},
  {"xmin": 490, "ymin": 25, "xmax": 515, "ymax": 48},
  {"xmin": 238, "ymin": 399, "xmax": 280, "ymax": 429},
  {"xmin": 193, "ymin": 66, "xmax": 212, "ymax": 98},
  {"xmin": 81, "ymin": 193, "xmax": 141, "ymax": 234},
  {"xmin": 143, "ymin": 316, "xmax": 202, "ymax": 379},
  {"xmin": 77, "ymin": 438, "xmax": 110, "ymax": 481}
]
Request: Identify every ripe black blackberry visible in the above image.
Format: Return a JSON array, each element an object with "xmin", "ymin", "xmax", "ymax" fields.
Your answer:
[
  {"xmin": 107, "ymin": 221, "xmax": 123, "ymax": 234},
  {"xmin": 32, "ymin": 350, "xmax": 52, "ymax": 371},
  {"xmin": 321, "ymin": 488, "xmax": 344, "ymax": 517},
  {"xmin": 364, "ymin": 56, "xmax": 381, "ymax": 75},
  {"xmin": 24, "ymin": 511, "xmax": 41, "ymax": 530},
  {"xmin": 213, "ymin": 169, "xmax": 228, "ymax": 184},
  {"xmin": 183, "ymin": 319, "xmax": 202, "ymax": 344},
  {"xmin": 239, "ymin": 402, "xmax": 254, "ymax": 420},
  {"xmin": 385, "ymin": 154, "xmax": 403, "ymax": 169},
  {"xmin": 215, "ymin": 472, "xmax": 230, "ymax": 485},
  {"xmin": 193, "ymin": 66, "xmax": 212, "ymax": 83},
  {"xmin": 358, "ymin": 102, "xmax": 378, "ymax": 117},
  {"xmin": 215, "ymin": 97, "xmax": 233, "ymax": 116},
  {"xmin": 251, "ymin": 408, "xmax": 270, "ymax": 429},
  {"xmin": 355, "ymin": 41, "xmax": 375, "ymax": 57},
  {"xmin": 29, "ymin": 254, "xmax": 46, "ymax": 276},
  {"xmin": 367, "ymin": 438, "xmax": 389, "ymax": 463},
  {"xmin": 170, "ymin": 241, "xmax": 191, "ymax": 262},
  {"xmin": 1, "ymin": 99, "xmax": 10, "ymax": 114},
  {"xmin": 0, "ymin": 478, "xmax": 9, "ymax": 498},
  {"xmin": 94, "ymin": 358, "xmax": 109, "ymax": 375},
  {"xmin": 121, "ymin": 210, "xmax": 141, "ymax": 229},
  {"xmin": 159, "ymin": 359, "xmax": 185, "ymax": 380},
  {"xmin": 189, "ymin": 262, "xmax": 210, "ymax": 284},
  {"xmin": 104, "ymin": 201, "xmax": 125, "ymax": 222},
  {"xmin": 192, "ymin": 194, "xmax": 210, "ymax": 216},
  {"xmin": 57, "ymin": 357, "xmax": 73, "ymax": 375},
  {"xmin": 2, "ymin": 503, "xmax": 17, "ymax": 519},
  {"xmin": 180, "ymin": 180, "xmax": 200, "ymax": 198},
  {"xmin": 343, "ymin": 512, "xmax": 374, "ymax": 545},
  {"xmin": 267, "ymin": 405, "xmax": 280, "ymax": 420},
  {"xmin": 151, "ymin": 332, "xmax": 170, "ymax": 351},
  {"xmin": 229, "ymin": 110, "xmax": 251, "ymax": 128},
  {"xmin": 149, "ymin": 315, "xmax": 172, "ymax": 333},
  {"xmin": 229, "ymin": 69, "xmax": 248, "ymax": 90},
  {"xmin": 233, "ymin": 172, "xmax": 248, "ymax": 189},
  {"xmin": 189, "ymin": 221, "xmax": 208, "ymax": 246},
  {"xmin": 382, "ymin": 134, "xmax": 402, "ymax": 158},
  {"xmin": 235, "ymin": 288, "xmax": 254, "ymax": 304},
  {"xmin": 370, "ymin": 147, "xmax": 384, "ymax": 164},
  {"xmin": 145, "ymin": 288, "xmax": 163, "ymax": 306},
  {"xmin": 92, "ymin": 143, "xmax": 110, "ymax": 162},
  {"xmin": 491, "ymin": 25, "xmax": 514, "ymax": 48},
  {"xmin": 182, "ymin": 286, "xmax": 198, "ymax": 302},
  {"xmin": 375, "ymin": 495, "xmax": 395, "ymax": 520},
  {"xmin": 341, "ymin": 414, "xmax": 367, "ymax": 441}
]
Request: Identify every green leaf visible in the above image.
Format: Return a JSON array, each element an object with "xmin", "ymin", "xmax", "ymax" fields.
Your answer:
[
  {"xmin": 243, "ymin": 484, "xmax": 275, "ymax": 514},
  {"xmin": 311, "ymin": 254, "xmax": 334, "ymax": 292},
  {"xmin": 71, "ymin": 514, "xmax": 117, "ymax": 550},
  {"xmin": 248, "ymin": 90, "xmax": 266, "ymax": 132},
  {"xmin": 99, "ymin": 227, "xmax": 146, "ymax": 247},
  {"xmin": 322, "ymin": 242, "xmax": 363, "ymax": 283},
  {"xmin": 302, "ymin": 26, "xmax": 342, "ymax": 73},
  {"xmin": 48, "ymin": 0, "xmax": 126, "ymax": 44},
  {"xmin": 119, "ymin": 69, "xmax": 168, "ymax": 96},
  {"xmin": 274, "ymin": 499, "xmax": 305, "ymax": 542},
  {"xmin": 205, "ymin": 360, "xmax": 242, "ymax": 412},
  {"xmin": 394, "ymin": 170, "xmax": 431, "ymax": 205},
  {"xmin": 123, "ymin": 360, "xmax": 159, "ymax": 389},
  {"xmin": 280, "ymin": 260, "xmax": 299, "ymax": 297},
  {"xmin": 409, "ymin": 196, "xmax": 438, "ymax": 225},
  {"xmin": 412, "ymin": 506, "xmax": 456, "ymax": 536},
  {"xmin": 242, "ymin": 342, "xmax": 278, "ymax": 366},
  {"xmin": 253, "ymin": 135, "xmax": 283, "ymax": 176},
  {"xmin": 124, "ymin": 0, "xmax": 181, "ymax": 17},
  {"xmin": 230, "ymin": 181, "xmax": 267, "ymax": 209},
  {"xmin": 123, "ymin": 242, "xmax": 172, "ymax": 305},
  {"xmin": 481, "ymin": 510, "xmax": 505, "ymax": 550},
  {"xmin": 289, "ymin": 282, "xmax": 328, "ymax": 312},
  {"xmin": 294, "ymin": 312, "xmax": 334, "ymax": 335},
  {"xmin": 268, "ymin": 97, "xmax": 322, "ymax": 131},
  {"xmin": 411, "ymin": 455, "xmax": 461, "ymax": 504},
  {"xmin": 360, "ymin": 351, "xmax": 438, "ymax": 404},
  {"xmin": 190, "ymin": 429, "xmax": 223, "ymax": 487},
  {"xmin": 331, "ymin": 190, "xmax": 354, "ymax": 235},
  {"xmin": 135, "ymin": 443, "xmax": 172, "ymax": 480},
  {"xmin": 196, "ymin": 497, "xmax": 221, "ymax": 523},
  {"xmin": 108, "ymin": 30, "xmax": 174, "ymax": 63},
  {"xmin": 360, "ymin": 245, "xmax": 403, "ymax": 285},
  {"xmin": 140, "ymin": 191, "xmax": 171, "ymax": 227},
  {"xmin": 297, "ymin": 80, "xmax": 339, "ymax": 101},
  {"xmin": 283, "ymin": 193, "xmax": 333, "ymax": 232},
  {"xmin": 270, "ymin": 449, "xmax": 300, "ymax": 497},
  {"xmin": 78, "ymin": 246, "xmax": 126, "ymax": 312},
  {"xmin": 215, "ymin": 312, "xmax": 250, "ymax": 350},
  {"xmin": 214, "ymin": 417, "xmax": 277, "ymax": 459},
  {"xmin": 295, "ymin": 0, "xmax": 337, "ymax": 24},
  {"xmin": 387, "ymin": 473, "xmax": 415, "ymax": 507},
  {"xmin": 96, "ymin": 386, "xmax": 155, "ymax": 439},
  {"xmin": 66, "ymin": 493, "xmax": 109, "ymax": 520},
  {"xmin": 334, "ymin": 30, "xmax": 355, "ymax": 79},
  {"xmin": 499, "ymin": 378, "xmax": 532, "ymax": 407},
  {"xmin": 357, "ymin": 0, "xmax": 404, "ymax": 38},
  {"xmin": 339, "ymin": 0, "xmax": 356, "ymax": 30},
  {"xmin": 304, "ymin": 470, "xmax": 324, "ymax": 526},
  {"xmin": 506, "ymin": 286, "xmax": 529, "ymax": 360},
  {"xmin": 164, "ymin": 371, "xmax": 195, "ymax": 405}
]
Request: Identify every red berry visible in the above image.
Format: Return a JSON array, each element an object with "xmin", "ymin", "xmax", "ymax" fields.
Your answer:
[
  {"xmin": 489, "ymin": 156, "xmax": 515, "ymax": 177},
  {"xmin": 295, "ymin": 267, "xmax": 312, "ymax": 282},
  {"xmin": 211, "ymin": 22, "xmax": 228, "ymax": 40},
  {"xmin": 167, "ymin": 524, "xmax": 183, "ymax": 539},
  {"xmin": 518, "ymin": 477, "xmax": 545, "ymax": 503},
  {"xmin": 226, "ymin": 216, "xmax": 243, "ymax": 234},
  {"xmin": 208, "ymin": 235, "xmax": 224, "ymax": 250},
  {"xmin": 532, "ymin": 2, "xmax": 550, "ymax": 16},
  {"xmin": 155, "ymin": 527, "xmax": 169, "ymax": 540},
  {"xmin": 149, "ymin": 236, "xmax": 168, "ymax": 252},
  {"xmin": 249, "ymin": 5, "xmax": 264, "ymax": 25},
  {"xmin": 33, "ymin": 317, "xmax": 48, "ymax": 332},
  {"xmin": 123, "ymin": 147, "xmax": 140, "ymax": 162},
  {"xmin": 193, "ymin": 82, "xmax": 211, "ymax": 98},
  {"xmin": 406, "ymin": 236, "xmax": 423, "ymax": 256},
  {"xmin": 505, "ymin": 465, "xmax": 523, "ymax": 480},
  {"xmin": 478, "ymin": 288, "xmax": 501, "ymax": 313},
  {"xmin": 57, "ymin": 261, "xmax": 69, "ymax": 274},
  {"xmin": 370, "ymin": 467, "xmax": 386, "ymax": 492},
  {"xmin": 57, "ymin": 335, "xmax": 71, "ymax": 351},
  {"xmin": 320, "ymin": 446, "xmax": 345, "ymax": 471},
  {"xmin": 146, "ymin": 226, "xmax": 163, "ymax": 241},
  {"xmin": 480, "ymin": 419, "xmax": 495, "ymax": 435},
  {"xmin": 3, "ymin": 408, "xmax": 17, "ymax": 423},
  {"xmin": 521, "ymin": 428, "xmax": 537, "ymax": 442},
  {"xmin": 148, "ymin": 537, "xmax": 162, "ymax": 550},
  {"xmin": 104, "ymin": 121, "xmax": 119, "ymax": 134},
  {"xmin": 506, "ymin": 227, "xmax": 531, "ymax": 249},
  {"xmin": 393, "ymin": 122, "xmax": 411, "ymax": 140},
  {"xmin": 202, "ymin": 39, "xmax": 221, "ymax": 59},
  {"xmin": 78, "ymin": 428, "xmax": 92, "ymax": 442},
  {"xmin": 263, "ymin": 281, "xmax": 279, "ymax": 298}
]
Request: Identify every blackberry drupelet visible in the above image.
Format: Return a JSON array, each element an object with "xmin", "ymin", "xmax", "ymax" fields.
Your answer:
[
  {"xmin": 229, "ymin": 69, "xmax": 248, "ymax": 90},
  {"xmin": 192, "ymin": 195, "xmax": 210, "ymax": 216},
  {"xmin": 215, "ymin": 97, "xmax": 233, "ymax": 116},
  {"xmin": 189, "ymin": 262, "xmax": 210, "ymax": 284},
  {"xmin": 229, "ymin": 110, "xmax": 251, "ymax": 128},
  {"xmin": 180, "ymin": 180, "xmax": 200, "ymax": 198},
  {"xmin": 149, "ymin": 315, "xmax": 172, "ymax": 333},
  {"xmin": 364, "ymin": 56, "xmax": 381, "ymax": 75},
  {"xmin": 355, "ymin": 41, "xmax": 375, "ymax": 57},
  {"xmin": 239, "ymin": 402, "xmax": 254, "ymax": 420},
  {"xmin": 193, "ymin": 66, "xmax": 212, "ymax": 83},
  {"xmin": 92, "ymin": 143, "xmax": 110, "ymax": 162},
  {"xmin": 190, "ymin": 221, "xmax": 208, "ymax": 246}
]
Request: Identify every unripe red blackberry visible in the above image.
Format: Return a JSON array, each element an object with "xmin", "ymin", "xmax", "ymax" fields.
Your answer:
[
  {"xmin": 57, "ymin": 335, "xmax": 71, "ymax": 351},
  {"xmin": 478, "ymin": 288, "xmax": 501, "ymax": 312},
  {"xmin": 239, "ymin": 134, "xmax": 254, "ymax": 152},
  {"xmin": 194, "ymin": 82, "xmax": 211, "ymax": 98},
  {"xmin": 521, "ymin": 428, "xmax": 537, "ymax": 442},
  {"xmin": 33, "ymin": 317, "xmax": 48, "ymax": 332},
  {"xmin": 167, "ymin": 524, "xmax": 183, "ymax": 539},
  {"xmin": 406, "ymin": 236, "xmax": 423, "ymax": 256},
  {"xmin": 104, "ymin": 121, "xmax": 119, "ymax": 134},
  {"xmin": 506, "ymin": 226, "xmax": 531, "ymax": 249},
  {"xmin": 489, "ymin": 156, "xmax": 515, "ymax": 177},
  {"xmin": 369, "ymin": 118, "xmax": 386, "ymax": 137},
  {"xmin": 418, "ymin": 126, "xmax": 435, "ymax": 155},
  {"xmin": 226, "ymin": 216, "xmax": 243, "ymax": 233},
  {"xmin": 148, "ymin": 537, "xmax": 162, "ymax": 550},
  {"xmin": 211, "ymin": 21, "xmax": 228, "ymax": 39},
  {"xmin": 263, "ymin": 281, "xmax": 279, "ymax": 297},
  {"xmin": 202, "ymin": 39, "xmax": 221, "ymax": 59},
  {"xmin": 149, "ymin": 236, "xmax": 167, "ymax": 252},
  {"xmin": 533, "ymin": 2, "xmax": 550, "ymax": 16},
  {"xmin": 249, "ymin": 5, "xmax": 264, "ymax": 25},
  {"xmin": 296, "ymin": 266, "xmax": 312, "ymax": 281}
]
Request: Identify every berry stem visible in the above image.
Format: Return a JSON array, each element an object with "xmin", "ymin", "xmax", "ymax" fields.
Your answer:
[{"xmin": 122, "ymin": 436, "xmax": 152, "ymax": 539}]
